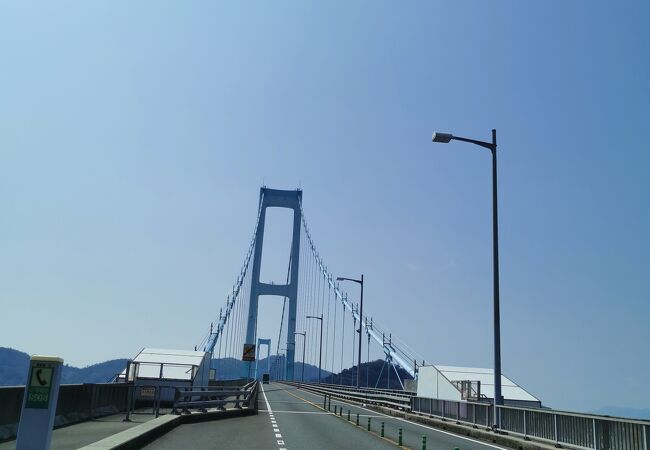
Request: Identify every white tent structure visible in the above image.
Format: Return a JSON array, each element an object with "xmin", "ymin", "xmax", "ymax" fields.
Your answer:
[
  {"xmin": 116, "ymin": 348, "xmax": 212, "ymax": 401},
  {"xmin": 417, "ymin": 365, "xmax": 541, "ymax": 408}
]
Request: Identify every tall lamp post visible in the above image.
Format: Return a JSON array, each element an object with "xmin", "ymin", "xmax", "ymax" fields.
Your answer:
[
  {"xmin": 431, "ymin": 129, "xmax": 502, "ymax": 427},
  {"xmin": 336, "ymin": 275, "xmax": 364, "ymax": 389},
  {"xmin": 306, "ymin": 315, "xmax": 323, "ymax": 383},
  {"xmin": 294, "ymin": 332, "xmax": 307, "ymax": 383}
]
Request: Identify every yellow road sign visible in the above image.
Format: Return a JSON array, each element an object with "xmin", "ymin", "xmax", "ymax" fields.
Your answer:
[{"xmin": 242, "ymin": 344, "xmax": 256, "ymax": 361}]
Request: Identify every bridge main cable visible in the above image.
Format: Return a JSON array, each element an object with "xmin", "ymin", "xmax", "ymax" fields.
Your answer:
[{"xmin": 299, "ymin": 199, "xmax": 419, "ymax": 379}]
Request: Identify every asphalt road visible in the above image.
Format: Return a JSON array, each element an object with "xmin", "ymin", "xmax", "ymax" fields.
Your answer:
[{"xmin": 145, "ymin": 383, "xmax": 507, "ymax": 450}]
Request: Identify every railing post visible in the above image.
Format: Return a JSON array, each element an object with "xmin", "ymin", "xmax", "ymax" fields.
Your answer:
[
  {"xmin": 554, "ymin": 413, "xmax": 559, "ymax": 447},
  {"xmin": 123, "ymin": 385, "xmax": 133, "ymax": 422},
  {"xmin": 643, "ymin": 424, "xmax": 647, "ymax": 450},
  {"xmin": 155, "ymin": 386, "xmax": 161, "ymax": 418},
  {"xmin": 523, "ymin": 409, "xmax": 527, "ymax": 439},
  {"xmin": 592, "ymin": 418, "xmax": 597, "ymax": 450},
  {"xmin": 457, "ymin": 402, "xmax": 461, "ymax": 423}
]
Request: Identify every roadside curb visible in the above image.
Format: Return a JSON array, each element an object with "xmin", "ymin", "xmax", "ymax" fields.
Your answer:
[{"xmin": 79, "ymin": 407, "xmax": 257, "ymax": 450}]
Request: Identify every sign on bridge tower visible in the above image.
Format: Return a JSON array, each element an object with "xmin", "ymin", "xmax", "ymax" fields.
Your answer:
[{"xmin": 243, "ymin": 188, "xmax": 301, "ymax": 380}]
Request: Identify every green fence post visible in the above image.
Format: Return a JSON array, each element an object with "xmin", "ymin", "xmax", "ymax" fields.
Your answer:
[
  {"xmin": 323, "ymin": 395, "xmax": 326, "ymax": 409},
  {"xmin": 421, "ymin": 435, "xmax": 427, "ymax": 450},
  {"xmin": 347, "ymin": 409, "xmax": 350, "ymax": 421},
  {"xmin": 356, "ymin": 413, "xmax": 360, "ymax": 426},
  {"xmin": 368, "ymin": 417, "xmax": 372, "ymax": 431},
  {"xmin": 381, "ymin": 422, "xmax": 385, "ymax": 437},
  {"xmin": 399, "ymin": 428, "xmax": 403, "ymax": 446}
]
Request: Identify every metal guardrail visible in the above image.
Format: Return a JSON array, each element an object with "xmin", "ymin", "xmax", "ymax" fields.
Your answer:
[
  {"xmin": 284, "ymin": 381, "xmax": 412, "ymax": 411},
  {"xmin": 498, "ymin": 404, "xmax": 649, "ymax": 450},
  {"xmin": 122, "ymin": 384, "xmax": 174, "ymax": 422},
  {"xmin": 172, "ymin": 380, "xmax": 258, "ymax": 414},
  {"xmin": 411, "ymin": 396, "xmax": 650, "ymax": 450},
  {"xmin": 286, "ymin": 382, "xmax": 649, "ymax": 450}
]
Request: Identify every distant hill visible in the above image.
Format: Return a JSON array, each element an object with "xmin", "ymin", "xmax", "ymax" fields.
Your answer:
[
  {"xmin": 322, "ymin": 359, "xmax": 414, "ymax": 390},
  {"xmin": 0, "ymin": 347, "xmax": 127, "ymax": 386},
  {"xmin": 0, "ymin": 347, "xmax": 331, "ymax": 385}
]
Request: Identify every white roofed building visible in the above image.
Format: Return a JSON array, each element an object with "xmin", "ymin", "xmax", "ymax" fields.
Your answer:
[
  {"xmin": 417, "ymin": 365, "xmax": 541, "ymax": 408},
  {"xmin": 116, "ymin": 348, "xmax": 212, "ymax": 401}
]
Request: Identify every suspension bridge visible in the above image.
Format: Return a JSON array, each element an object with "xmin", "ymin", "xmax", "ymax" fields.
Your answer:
[
  {"xmin": 196, "ymin": 187, "xmax": 420, "ymax": 389},
  {"xmin": 2, "ymin": 187, "xmax": 648, "ymax": 450}
]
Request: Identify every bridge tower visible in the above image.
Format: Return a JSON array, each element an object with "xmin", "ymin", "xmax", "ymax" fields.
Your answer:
[{"xmin": 243, "ymin": 187, "xmax": 301, "ymax": 380}]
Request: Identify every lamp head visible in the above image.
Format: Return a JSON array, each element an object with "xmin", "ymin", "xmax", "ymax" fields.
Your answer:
[{"xmin": 432, "ymin": 132, "xmax": 453, "ymax": 143}]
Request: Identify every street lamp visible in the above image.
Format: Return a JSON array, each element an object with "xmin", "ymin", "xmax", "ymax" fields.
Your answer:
[
  {"xmin": 431, "ymin": 129, "xmax": 502, "ymax": 427},
  {"xmin": 306, "ymin": 315, "xmax": 323, "ymax": 383},
  {"xmin": 294, "ymin": 332, "xmax": 307, "ymax": 383},
  {"xmin": 336, "ymin": 275, "xmax": 364, "ymax": 389}
]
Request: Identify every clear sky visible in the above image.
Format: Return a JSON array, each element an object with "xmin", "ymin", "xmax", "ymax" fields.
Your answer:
[{"xmin": 1, "ymin": 1, "xmax": 648, "ymax": 413}]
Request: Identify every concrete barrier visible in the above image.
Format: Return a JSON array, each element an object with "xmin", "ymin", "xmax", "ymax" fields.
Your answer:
[{"xmin": 0, "ymin": 384, "xmax": 129, "ymax": 441}]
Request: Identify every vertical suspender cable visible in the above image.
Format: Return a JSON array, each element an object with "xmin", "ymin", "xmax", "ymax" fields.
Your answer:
[{"xmin": 340, "ymin": 298, "xmax": 345, "ymax": 384}]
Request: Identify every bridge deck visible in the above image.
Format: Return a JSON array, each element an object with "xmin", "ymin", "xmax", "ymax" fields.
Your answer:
[{"xmin": 145, "ymin": 383, "xmax": 506, "ymax": 450}]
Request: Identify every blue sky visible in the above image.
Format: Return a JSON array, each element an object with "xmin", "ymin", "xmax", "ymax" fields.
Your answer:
[{"xmin": 1, "ymin": 1, "xmax": 648, "ymax": 412}]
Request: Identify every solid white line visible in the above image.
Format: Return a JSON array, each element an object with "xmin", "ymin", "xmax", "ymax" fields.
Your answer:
[
  {"xmin": 296, "ymin": 387, "xmax": 506, "ymax": 450},
  {"xmin": 262, "ymin": 385, "xmax": 287, "ymax": 450},
  {"xmin": 262, "ymin": 384, "xmax": 273, "ymax": 411}
]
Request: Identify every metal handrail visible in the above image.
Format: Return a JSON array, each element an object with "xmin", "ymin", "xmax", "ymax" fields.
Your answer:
[
  {"xmin": 285, "ymin": 382, "xmax": 412, "ymax": 410},
  {"xmin": 172, "ymin": 381, "xmax": 258, "ymax": 413},
  {"xmin": 410, "ymin": 396, "xmax": 650, "ymax": 450}
]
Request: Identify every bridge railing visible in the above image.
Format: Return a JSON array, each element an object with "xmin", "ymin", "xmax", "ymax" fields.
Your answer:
[
  {"xmin": 285, "ymin": 382, "xmax": 649, "ymax": 450},
  {"xmin": 172, "ymin": 380, "xmax": 258, "ymax": 413},
  {"xmin": 497, "ymin": 404, "xmax": 649, "ymax": 450},
  {"xmin": 411, "ymin": 396, "xmax": 650, "ymax": 450},
  {"xmin": 283, "ymin": 381, "xmax": 412, "ymax": 410}
]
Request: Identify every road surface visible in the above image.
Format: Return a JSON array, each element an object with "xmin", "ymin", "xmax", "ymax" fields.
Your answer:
[{"xmin": 145, "ymin": 383, "xmax": 506, "ymax": 449}]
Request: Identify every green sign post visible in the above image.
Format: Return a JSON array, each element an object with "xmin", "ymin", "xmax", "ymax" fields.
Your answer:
[
  {"xmin": 25, "ymin": 362, "xmax": 55, "ymax": 409},
  {"xmin": 16, "ymin": 355, "xmax": 63, "ymax": 450}
]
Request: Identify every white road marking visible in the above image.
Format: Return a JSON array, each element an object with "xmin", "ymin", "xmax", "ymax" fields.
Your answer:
[
  {"xmin": 262, "ymin": 384, "xmax": 288, "ymax": 450},
  {"xmin": 296, "ymin": 386, "xmax": 506, "ymax": 450}
]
